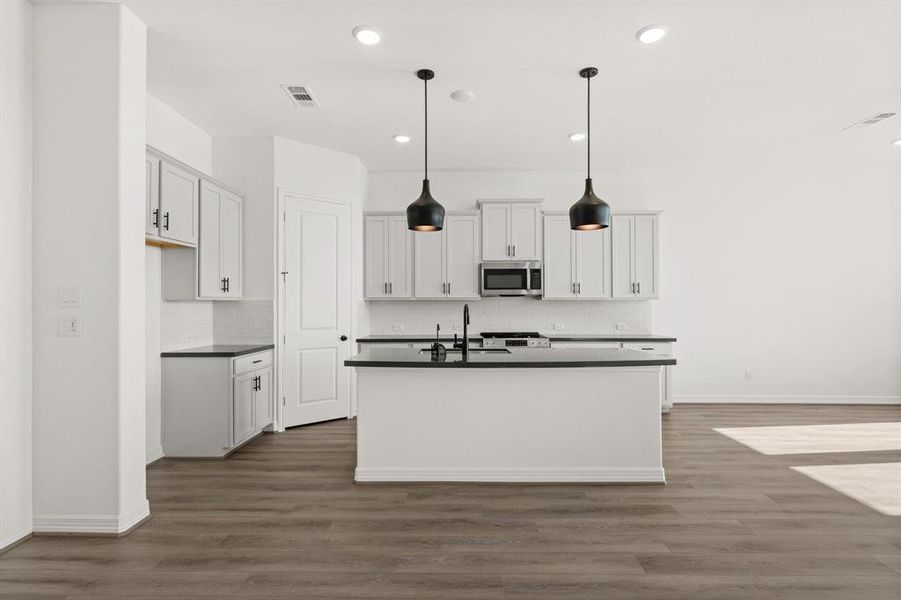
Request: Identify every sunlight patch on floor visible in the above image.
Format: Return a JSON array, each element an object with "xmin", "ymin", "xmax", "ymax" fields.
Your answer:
[
  {"xmin": 792, "ymin": 462, "xmax": 901, "ymax": 516},
  {"xmin": 714, "ymin": 422, "xmax": 901, "ymax": 455}
]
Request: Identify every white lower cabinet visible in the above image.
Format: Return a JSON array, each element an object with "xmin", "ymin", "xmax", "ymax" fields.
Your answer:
[{"xmin": 162, "ymin": 349, "xmax": 274, "ymax": 457}]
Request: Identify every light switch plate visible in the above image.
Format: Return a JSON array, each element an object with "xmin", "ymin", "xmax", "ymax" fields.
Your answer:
[
  {"xmin": 58, "ymin": 285, "xmax": 82, "ymax": 307},
  {"xmin": 552, "ymin": 323, "xmax": 564, "ymax": 330},
  {"xmin": 615, "ymin": 322, "xmax": 628, "ymax": 330},
  {"xmin": 391, "ymin": 324, "xmax": 403, "ymax": 333},
  {"xmin": 58, "ymin": 315, "xmax": 82, "ymax": 337}
]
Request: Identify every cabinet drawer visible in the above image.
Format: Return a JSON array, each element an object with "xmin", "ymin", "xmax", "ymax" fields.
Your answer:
[
  {"xmin": 234, "ymin": 351, "xmax": 273, "ymax": 375},
  {"xmin": 623, "ymin": 342, "xmax": 672, "ymax": 356}
]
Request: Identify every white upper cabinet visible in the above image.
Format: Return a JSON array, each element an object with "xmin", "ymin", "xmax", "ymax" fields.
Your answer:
[
  {"xmin": 413, "ymin": 213, "xmax": 481, "ymax": 299},
  {"xmin": 145, "ymin": 155, "xmax": 160, "ymax": 236},
  {"xmin": 543, "ymin": 214, "xmax": 576, "ymax": 299},
  {"xmin": 543, "ymin": 213, "xmax": 611, "ymax": 299},
  {"xmin": 444, "ymin": 215, "xmax": 480, "ymax": 298},
  {"xmin": 612, "ymin": 213, "xmax": 659, "ymax": 299},
  {"xmin": 198, "ymin": 180, "xmax": 243, "ymax": 299},
  {"xmin": 159, "ymin": 160, "xmax": 199, "ymax": 245},
  {"xmin": 478, "ymin": 200, "xmax": 542, "ymax": 260},
  {"xmin": 364, "ymin": 215, "xmax": 412, "ymax": 298}
]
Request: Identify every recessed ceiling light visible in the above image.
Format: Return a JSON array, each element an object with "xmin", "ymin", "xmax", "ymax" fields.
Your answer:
[
  {"xmin": 569, "ymin": 132, "xmax": 586, "ymax": 142},
  {"xmin": 636, "ymin": 24, "xmax": 667, "ymax": 44},
  {"xmin": 393, "ymin": 134, "xmax": 411, "ymax": 144},
  {"xmin": 352, "ymin": 25, "xmax": 381, "ymax": 46},
  {"xmin": 893, "ymin": 138, "xmax": 901, "ymax": 146},
  {"xmin": 450, "ymin": 89, "xmax": 475, "ymax": 103}
]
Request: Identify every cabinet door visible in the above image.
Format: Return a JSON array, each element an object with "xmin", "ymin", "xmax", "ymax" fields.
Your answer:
[
  {"xmin": 633, "ymin": 214, "xmax": 659, "ymax": 298},
  {"xmin": 387, "ymin": 216, "xmax": 413, "ymax": 298},
  {"xmin": 414, "ymin": 229, "xmax": 446, "ymax": 298},
  {"xmin": 481, "ymin": 203, "xmax": 510, "ymax": 260},
  {"xmin": 543, "ymin": 215, "xmax": 576, "ymax": 299},
  {"xmin": 510, "ymin": 204, "xmax": 540, "ymax": 260},
  {"xmin": 233, "ymin": 372, "xmax": 256, "ymax": 447},
  {"xmin": 253, "ymin": 367, "xmax": 273, "ymax": 430},
  {"xmin": 575, "ymin": 228, "xmax": 612, "ymax": 298},
  {"xmin": 445, "ymin": 215, "xmax": 479, "ymax": 298},
  {"xmin": 145, "ymin": 155, "xmax": 160, "ymax": 235},
  {"xmin": 159, "ymin": 161, "xmax": 199, "ymax": 245},
  {"xmin": 198, "ymin": 181, "xmax": 223, "ymax": 298},
  {"xmin": 611, "ymin": 215, "xmax": 635, "ymax": 298},
  {"xmin": 364, "ymin": 217, "xmax": 388, "ymax": 298},
  {"xmin": 219, "ymin": 191, "xmax": 243, "ymax": 297}
]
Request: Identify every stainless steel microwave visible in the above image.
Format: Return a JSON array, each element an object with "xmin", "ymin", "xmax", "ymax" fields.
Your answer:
[{"xmin": 479, "ymin": 261, "xmax": 542, "ymax": 297}]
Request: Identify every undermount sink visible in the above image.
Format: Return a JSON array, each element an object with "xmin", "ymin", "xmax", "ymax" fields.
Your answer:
[{"xmin": 419, "ymin": 347, "xmax": 511, "ymax": 354}]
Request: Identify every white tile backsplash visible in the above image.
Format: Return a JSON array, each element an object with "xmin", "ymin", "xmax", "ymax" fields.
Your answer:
[
  {"xmin": 160, "ymin": 301, "xmax": 214, "ymax": 350},
  {"xmin": 213, "ymin": 299, "xmax": 274, "ymax": 344},
  {"xmin": 367, "ymin": 298, "xmax": 653, "ymax": 335}
]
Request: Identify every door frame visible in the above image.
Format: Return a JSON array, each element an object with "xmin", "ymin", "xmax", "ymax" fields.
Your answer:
[{"xmin": 275, "ymin": 188, "xmax": 355, "ymax": 431}]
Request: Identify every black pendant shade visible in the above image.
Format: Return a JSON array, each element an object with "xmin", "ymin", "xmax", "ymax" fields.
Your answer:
[
  {"xmin": 407, "ymin": 69, "xmax": 445, "ymax": 232},
  {"xmin": 407, "ymin": 179, "xmax": 444, "ymax": 232},
  {"xmin": 569, "ymin": 67, "xmax": 611, "ymax": 231}
]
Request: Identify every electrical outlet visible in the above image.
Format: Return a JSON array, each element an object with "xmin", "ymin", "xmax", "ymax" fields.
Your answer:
[
  {"xmin": 615, "ymin": 322, "xmax": 628, "ymax": 330},
  {"xmin": 58, "ymin": 315, "xmax": 82, "ymax": 337},
  {"xmin": 58, "ymin": 285, "xmax": 82, "ymax": 308},
  {"xmin": 553, "ymin": 323, "xmax": 564, "ymax": 330},
  {"xmin": 391, "ymin": 324, "xmax": 404, "ymax": 333},
  {"xmin": 744, "ymin": 369, "xmax": 752, "ymax": 381}
]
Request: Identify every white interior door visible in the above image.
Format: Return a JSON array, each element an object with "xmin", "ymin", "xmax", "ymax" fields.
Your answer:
[{"xmin": 279, "ymin": 192, "xmax": 351, "ymax": 428}]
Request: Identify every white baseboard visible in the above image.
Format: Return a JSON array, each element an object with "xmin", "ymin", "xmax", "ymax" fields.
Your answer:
[
  {"xmin": 146, "ymin": 446, "xmax": 164, "ymax": 464},
  {"xmin": 355, "ymin": 467, "xmax": 666, "ymax": 483},
  {"xmin": 0, "ymin": 525, "xmax": 32, "ymax": 552},
  {"xmin": 33, "ymin": 499, "xmax": 150, "ymax": 535},
  {"xmin": 675, "ymin": 394, "xmax": 901, "ymax": 405}
]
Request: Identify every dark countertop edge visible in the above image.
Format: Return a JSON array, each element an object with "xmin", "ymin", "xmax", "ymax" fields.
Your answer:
[
  {"xmin": 344, "ymin": 358, "xmax": 677, "ymax": 368},
  {"xmin": 356, "ymin": 335, "xmax": 676, "ymax": 343},
  {"xmin": 161, "ymin": 344, "xmax": 275, "ymax": 358}
]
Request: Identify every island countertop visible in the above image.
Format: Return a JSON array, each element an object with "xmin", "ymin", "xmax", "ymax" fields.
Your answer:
[
  {"xmin": 344, "ymin": 347, "xmax": 676, "ymax": 368},
  {"xmin": 356, "ymin": 333, "xmax": 676, "ymax": 343}
]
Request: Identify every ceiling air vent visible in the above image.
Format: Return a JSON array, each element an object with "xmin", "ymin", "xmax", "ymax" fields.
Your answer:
[
  {"xmin": 281, "ymin": 84, "xmax": 320, "ymax": 108},
  {"xmin": 842, "ymin": 111, "xmax": 895, "ymax": 130}
]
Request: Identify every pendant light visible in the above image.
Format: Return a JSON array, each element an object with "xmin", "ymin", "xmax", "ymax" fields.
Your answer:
[
  {"xmin": 406, "ymin": 68, "xmax": 445, "ymax": 232},
  {"xmin": 569, "ymin": 67, "xmax": 611, "ymax": 231}
]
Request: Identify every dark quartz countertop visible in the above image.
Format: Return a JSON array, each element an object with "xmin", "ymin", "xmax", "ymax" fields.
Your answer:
[
  {"xmin": 345, "ymin": 347, "xmax": 676, "ymax": 369},
  {"xmin": 161, "ymin": 344, "xmax": 274, "ymax": 358}
]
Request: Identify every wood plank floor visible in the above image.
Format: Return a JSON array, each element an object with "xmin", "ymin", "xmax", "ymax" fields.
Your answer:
[{"xmin": 2, "ymin": 405, "xmax": 899, "ymax": 599}]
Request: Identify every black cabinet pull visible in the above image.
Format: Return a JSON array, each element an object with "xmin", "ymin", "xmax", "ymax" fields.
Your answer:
[
  {"xmin": 152, "ymin": 209, "xmax": 159, "ymax": 227},
  {"xmin": 340, "ymin": 335, "xmax": 348, "ymax": 341},
  {"xmin": 163, "ymin": 211, "xmax": 170, "ymax": 230},
  {"xmin": 224, "ymin": 277, "xmax": 230, "ymax": 292},
  {"xmin": 221, "ymin": 278, "xmax": 227, "ymax": 292},
  {"xmin": 252, "ymin": 359, "xmax": 262, "ymax": 364}
]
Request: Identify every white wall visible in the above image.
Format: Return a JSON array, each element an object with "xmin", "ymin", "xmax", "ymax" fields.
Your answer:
[
  {"xmin": 0, "ymin": 0, "xmax": 33, "ymax": 551},
  {"xmin": 145, "ymin": 94, "xmax": 214, "ymax": 463},
  {"xmin": 147, "ymin": 94, "xmax": 213, "ymax": 174},
  {"xmin": 32, "ymin": 2, "xmax": 148, "ymax": 532},
  {"xmin": 367, "ymin": 155, "xmax": 901, "ymax": 404}
]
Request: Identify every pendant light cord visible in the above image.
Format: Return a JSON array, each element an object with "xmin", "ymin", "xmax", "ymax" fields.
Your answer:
[
  {"xmin": 586, "ymin": 74, "xmax": 590, "ymax": 180},
  {"xmin": 424, "ymin": 77, "xmax": 428, "ymax": 180}
]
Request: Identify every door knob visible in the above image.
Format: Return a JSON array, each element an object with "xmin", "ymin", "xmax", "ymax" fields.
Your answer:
[{"xmin": 340, "ymin": 335, "xmax": 348, "ymax": 341}]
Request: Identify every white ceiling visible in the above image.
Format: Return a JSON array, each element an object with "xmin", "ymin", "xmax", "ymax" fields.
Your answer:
[{"xmin": 127, "ymin": 0, "xmax": 901, "ymax": 172}]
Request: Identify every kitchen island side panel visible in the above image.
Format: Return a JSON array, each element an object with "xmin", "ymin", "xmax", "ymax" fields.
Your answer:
[{"xmin": 354, "ymin": 367, "xmax": 664, "ymax": 482}]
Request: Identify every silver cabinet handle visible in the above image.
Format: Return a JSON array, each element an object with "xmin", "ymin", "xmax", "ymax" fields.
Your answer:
[
  {"xmin": 512, "ymin": 244, "xmax": 516, "ymax": 257},
  {"xmin": 442, "ymin": 282, "xmax": 446, "ymax": 294},
  {"xmin": 447, "ymin": 282, "xmax": 451, "ymax": 295},
  {"xmin": 384, "ymin": 282, "xmax": 387, "ymax": 294},
  {"xmin": 577, "ymin": 282, "xmax": 581, "ymax": 294},
  {"xmin": 637, "ymin": 282, "xmax": 640, "ymax": 294},
  {"xmin": 631, "ymin": 282, "xmax": 635, "ymax": 294},
  {"xmin": 506, "ymin": 244, "xmax": 511, "ymax": 256},
  {"xmin": 389, "ymin": 282, "xmax": 393, "ymax": 294},
  {"xmin": 572, "ymin": 282, "xmax": 575, "ymax": 294}
]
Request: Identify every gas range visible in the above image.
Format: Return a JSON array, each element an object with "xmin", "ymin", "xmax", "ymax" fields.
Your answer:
[{"xmin": 480, "ymin": 332, "xmax": 551, "ymax": 349}]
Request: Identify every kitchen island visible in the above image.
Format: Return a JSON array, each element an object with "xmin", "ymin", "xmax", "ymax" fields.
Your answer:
[{"xmin": 345, "ymin": 347, "xmax": 676, "ymax": 483}]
